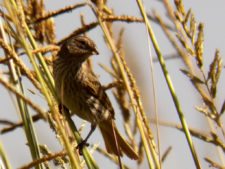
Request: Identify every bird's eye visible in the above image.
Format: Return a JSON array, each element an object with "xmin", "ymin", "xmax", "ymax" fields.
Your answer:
[
  {"xmin": 80, "ymin": 40, "xmax": 86, "ymax": 45},
  {"xmin": 77, "ymin": 40, "xmax": 87, "ymax": 49}
]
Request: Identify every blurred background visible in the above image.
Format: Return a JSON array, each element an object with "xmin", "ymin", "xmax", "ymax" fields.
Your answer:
[{"xmin": 1, "ymin": 0, "xmax": 225, "ymax": 168}]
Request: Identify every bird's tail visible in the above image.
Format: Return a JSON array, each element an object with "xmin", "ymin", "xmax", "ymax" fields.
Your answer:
[{"xmin": 99, "ymin": 120, "xmax": 138, "ymax": 160}]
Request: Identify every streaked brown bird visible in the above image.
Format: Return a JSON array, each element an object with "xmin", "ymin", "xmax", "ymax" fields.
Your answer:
[{"xmin": 53, "ymin": 35, "xmax": 138, "ymax": 159}]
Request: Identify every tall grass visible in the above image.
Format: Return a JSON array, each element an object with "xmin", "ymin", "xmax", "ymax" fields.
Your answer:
[{"xmin": 0, "ymin": 0, "xmax": 224, "ymax": 169}]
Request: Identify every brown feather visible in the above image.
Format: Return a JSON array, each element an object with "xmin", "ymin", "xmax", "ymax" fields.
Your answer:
[
  {"xmin": 53, "ymin": 35, "xmax": 138, "ymax": 159},
  {"xmin": 99, "ymin": 120, "xmax": 138, "ymax": 159}
]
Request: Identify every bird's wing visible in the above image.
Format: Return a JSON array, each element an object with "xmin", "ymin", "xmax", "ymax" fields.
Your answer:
[{"xmin": 83, "ymin": 72, "xmax": 115, "ymax": 119}]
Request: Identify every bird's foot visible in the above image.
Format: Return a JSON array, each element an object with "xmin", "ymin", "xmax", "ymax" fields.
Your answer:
[{"xmin": 76, "ymin": 140, "xmax": 89, "ymax": 155}]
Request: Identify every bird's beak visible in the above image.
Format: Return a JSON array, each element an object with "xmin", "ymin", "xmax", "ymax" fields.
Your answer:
[{"xmin": 92, "ymin": 48, "xmax": 99, "ymax": 55}]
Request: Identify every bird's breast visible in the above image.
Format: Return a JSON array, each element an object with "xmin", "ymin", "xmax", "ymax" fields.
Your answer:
[
  {"xmin": 53, "ymin": 60, "xmax": 113, "ymax": 124},
  {"xmin": 53, "ymin": 61, "xmax": 98, "ymax": 122}
]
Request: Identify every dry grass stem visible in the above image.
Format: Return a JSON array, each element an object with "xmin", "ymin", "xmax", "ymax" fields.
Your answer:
[
  {"xmin": 33, "ymin": 3, "xmax": 87, "ymax": 23},
  {"xmin": 94, "ymin": 146, "xmax": 130, "ymax": 169},
  {"xmin": 161, "ymin": 146, "xmax": 172, "ymax": 163},
  {"xmin": 18, "ymin": 150, "xmax": 66, "ymax": 169},
  {"xmin": 0, "ymin": 76, "xmax": 46, "ymax": 119},
  {"xmin": 0, "ymin": 0, "xmax": 224, "ymax": 168},
  {"xmin": 151, "ymin": 119, "xmax": 225, "ymax": 152},
  {"xmin": 1, "ymin": 114, "xmax": 42, "ymax": 134},
  {"xmin": 204, "ymin": 157, "xmax": 225, "ymax": 169},
  {"xmin": 0, "ymin": 39, "xmax": 41, "ymax": 91}
]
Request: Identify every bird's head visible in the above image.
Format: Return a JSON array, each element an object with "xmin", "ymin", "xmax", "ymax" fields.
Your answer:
[{"xmin": 59, "ymin": 35, "xmax": 99, "ymax": 61}]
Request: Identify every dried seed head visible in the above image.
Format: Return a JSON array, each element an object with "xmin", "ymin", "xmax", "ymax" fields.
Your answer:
[
  {"xmin": 195, "ymin": 23, "xmax": 204, "ymax": 68},
  {"xmin": 174, "ymin": 0, "xmax": 186, "ymax": 16}
]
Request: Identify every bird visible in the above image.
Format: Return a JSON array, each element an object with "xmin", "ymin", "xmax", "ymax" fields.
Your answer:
[{"xmin": 53, "ymin": 35, "xmax": 138, "ymax": 160}]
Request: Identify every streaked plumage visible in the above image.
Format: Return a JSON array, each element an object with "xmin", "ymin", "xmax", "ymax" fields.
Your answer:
[{"xmin": 53, "ymin": 35, "xmax": 138, "ymax": 159}]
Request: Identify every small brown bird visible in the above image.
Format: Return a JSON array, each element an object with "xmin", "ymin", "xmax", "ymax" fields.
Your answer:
[{"xmin": 53, "ymin": 35, "xmax": 138, "ymax": 159}]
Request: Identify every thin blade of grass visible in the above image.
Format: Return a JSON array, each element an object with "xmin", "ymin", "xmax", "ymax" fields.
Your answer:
[{"xmin": 135, "ymin": 0, "xmax": 202, "ymax": 168}]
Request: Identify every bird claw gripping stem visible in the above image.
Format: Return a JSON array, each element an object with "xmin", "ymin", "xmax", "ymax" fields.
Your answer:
[{"xmin": 76, "ymin": 140, "xmax": 90, "ymax": 155}]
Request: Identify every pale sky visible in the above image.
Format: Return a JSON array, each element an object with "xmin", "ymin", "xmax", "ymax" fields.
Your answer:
[{"xmin": 1, "ymin": 0, "xmax": 225, "ymax": 169}]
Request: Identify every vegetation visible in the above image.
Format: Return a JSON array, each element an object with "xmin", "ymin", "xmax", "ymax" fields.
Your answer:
[{"xmin": 0, "ymin": 0, "xmax": 224, "ymax": 169}]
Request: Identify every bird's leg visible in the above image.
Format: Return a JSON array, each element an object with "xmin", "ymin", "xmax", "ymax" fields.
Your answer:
[
  {"xmin": 58, "ymin": 104, "xmax": 97, "ymax": 154},
  {"xmin": 83, "ymin": 123, "xmax": 97, "ymax": 144},
  {"xmin": 76, "ymin": 123, "xmax": 97, "ymax": 154}
]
